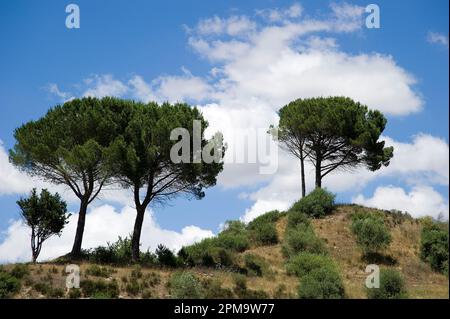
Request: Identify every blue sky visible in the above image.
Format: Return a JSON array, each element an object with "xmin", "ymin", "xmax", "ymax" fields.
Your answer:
[{"xmin": 0, "ymin": 0, "xmax": 448, "ymax": 262}]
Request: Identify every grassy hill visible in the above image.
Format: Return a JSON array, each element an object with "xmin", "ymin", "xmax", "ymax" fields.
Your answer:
[{"xmin": 1, "ymin": 204, "xmax": 448, "ymax": 299}]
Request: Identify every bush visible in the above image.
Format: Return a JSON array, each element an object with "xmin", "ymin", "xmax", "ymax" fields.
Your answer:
[
  {"xmin": 68, "ymin": 288, "xmax": 82, "ymax": 299},
  {"xmin": 290, "ymin": 188, "xmax": 335, "ymax": 218},
  {"xmin": 298, "ymin": 267, "xmax": 345, "ymax": 299},
  {"xmin": 179, "ymin": 239, "xmax": 236, "ymax": 268},
  {"xmin": 169, "ymin": 272, "xmax": 205, "ymax": 299},
  {"xmin": 367, "ymin": 269, "xmax": 407, "ymax": 299},
  {"xmin": 10, "ymin": 264, "xmax": 30, "ymax": 279},
  {"xmin": 202, "ymin": 279, "xmax": 234, "ymax": 299},
  {"xmin": 420, "ymin": 222, "xmax": 449, "ymax": 274},
  {"xmin": 351, "ymin": 214, "xmax": 392, "ymax": 254},
  {"xmin": 85, "ymin": 265, "xmax": 115, "ymax": 278},
  {"xmin": 287, "ymin": 211, "xmax": 310, "ymax": 229},
  {"xmin": 286, "ymin": 252, "xmax": 334, "ymax": 277},
  {"xmin": 247, "ymin": 211, "xmax": 280, "ymax": 245},
  {"xmin": 283, "ymin": 224, "xmax": 327, "ymax": 257},
  {"xmin": 156, "ymin": 244, "xmax": 179, "ymax": 268},
  {"xmin": 0, "ymin": 271, "xmax": 21, "ymax": 298},
  {"xmin": 80, "ymin": 279, "xmax": 119, "ymax": 298},
  {"xmin": 243, "ymin": 254, "xmax": 270, "ymax": 277},
  {"xmin": 247, "ymin": 210, "xmax": 281, "ymax": 229},
  {"xmin": 217, "ymin": 221, "xmax": 250, "ymax": 252},
  {"xmin": 232, "ymin": 274, "xmax": 269, "ymax": 299},
  {"xmin": 88, "ymin": 236, "xmax": 132, "ymax": 265}
]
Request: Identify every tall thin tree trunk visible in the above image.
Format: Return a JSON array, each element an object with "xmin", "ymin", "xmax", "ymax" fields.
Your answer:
[
  {"xmin": 71, "ymin": 198, "xmax": 88, "ymax": 259},
  {"xmin": 300, "ymin": 157, "xmax": 306, "ymax": 198},
  {"xmin": 315, "ymin": 156, "xmax": 322, "ymax": 189},
  {"xmin": 131, "ymin": 206, "xmax": 146, "ymax": 262}
]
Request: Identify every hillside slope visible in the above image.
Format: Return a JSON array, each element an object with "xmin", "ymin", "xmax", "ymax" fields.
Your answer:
[{"xmin": 1, "ymin": 205, "xmax": 448, "ymax": 299}]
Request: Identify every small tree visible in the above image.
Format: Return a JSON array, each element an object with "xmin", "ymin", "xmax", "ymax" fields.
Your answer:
[
  {"xmin": 351, "ymin": 214, "xmax": 391, "ymax": 255},
  {"xmin": 17, "ymin": 189, "xmax": 69, "ymax": 263},
  {"xmin": 367, "ymin": 269, "xmax": 407, "ymax": 299}
]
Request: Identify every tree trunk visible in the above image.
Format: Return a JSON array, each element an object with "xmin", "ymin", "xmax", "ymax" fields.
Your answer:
[
  {"xmin": 131, "ymin": 206, "xmax": 146, "ymax": 262},
  {"xmin": 71, "ymin": 198, "xmax": 88, "ymax": 259},
  {"xmin": 300, "ymin": 157, "xmax": 306, "ymax": 198},
  {"xmin": 315, "ymin": 156, "xmax": 322, "ymax": 189}
]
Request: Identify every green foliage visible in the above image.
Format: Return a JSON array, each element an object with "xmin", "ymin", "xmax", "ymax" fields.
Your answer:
[
  {"xmin": 420, "ymin": 221, "xmax": 449, "ymax": 274},
  {"xmin": 290, "ymin": 188, "xmax": 335, "ymax": 218},
  {"xmin": 283, "ymin": 224, "xmax": 327, "ymax": 257},
  {"xmin": 247, "ymin": 211, "xmax": 280, "ymax": 245},
  {"xmin": 10, "ymin": 97, "xmax": 128, "ymax": 257},
  {"xmin": 232, "ymin": 274, "xmax": 269, "ymax": 299},
  {"xmin": 298, "ymin": 267, "xmax": 345, "ymax": 299},
  {"xmin": 80, "ymin": 279, "xmax": 119, "ymax": 299},
  {"xmin": 169, "ymin": 272, "xmax": 205, "ymax": 299},
  {"xmin": 287, "ymin": 210, "xmax": 311, "ymax": 229},
  {"xmin": 243, "ymin": 254, "xmax": 270, "ymax": 277},
  {"xmin": 202, "ymin": 279, "xmax": 234, "ymax": 299},
  {"xmin": 367, "ymin": 269, "xmax": 407, "ymax": 299},
  {"xmin": 68, "ymin": 288, "xmax": 82, "ymax": 299},
  {"xmin": 33, "ymin": 281, "xmax": 64, "ymax": 298},
  {"xmin": 9, "ymin": 264, "xmax": 30, "ymax": 279},
  {"xmin": 85, "ymin": 265, "xmax": 115, "ymax": 278},
  {"xmin": 155, "ymin": 244, "xmax": 179, "ymax": 268},
  {"xmin": 286, "ymin": 252, "xmax": 334, "ymax": 277},
  {"xmin": 0, "ymin": 271, "xmax": 21, "ymax": 299},
  {"xmin": 218, "ymin": 221, "xmax": 250, "ymax": 251},
  {"xmin": 17, "ymin": 188, "xmax": 69, "ymax": 262},
  {"xmin": 351, "ymin": 214, "xmax": 392, "ymax": 254},
  {"xmin": 275, "ymin": 97, "xmax": 394, "ymax": 188},
  {"xmin": 88, "ymin": 236, "xmax": 136, "ymax": 265},
  {"xmin": 105, "ymin": 101, "xmax": 225, "ymax": 260},
  {"xmin": 179, "ymin": 239, "xmax": 236, "ymax": 268}
]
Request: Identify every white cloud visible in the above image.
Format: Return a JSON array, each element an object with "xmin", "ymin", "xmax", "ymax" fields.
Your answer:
[
  {"xmin": 46, "ymin": 83, "xmax": 74, "ymax": 102},
  {"xmin": 196, "ymin": 15, "xmax": 256, "ymax": 36},
  {"xmin": 83, "ymin": 74, "xmax": 129, "ymax": 98},
  {"xmin": 256, "ymin": 3, "xmax": 303, "ymax": 23},
  {"xmin": 0, "ymin": 204, "xmax": 213, "ymax": 264},
  {"xmin": 427, "ymin": 31, "xmax": 449, "ymax": 48},
  {"xmin": 353, "ymin": 185, "xmax": 449, "ymax": 219}
]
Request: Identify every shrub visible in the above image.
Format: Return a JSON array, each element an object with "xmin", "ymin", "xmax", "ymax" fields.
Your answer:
[
  {"xmin": 420, "ymin": 222, "xmax": 449, "ymax": 274},
  {"xmin": 298, "ymin": 267, "xmax": 345, "ymax": 299},
  {"xmin": 125, "ymin": 279, "xmax": 141, "ymax": 296},
  {"xmin": 286, "ymin": 252, "xmax": 334, "ymax": 277},
  {"xmin": 85, "ymin": 265, "xmax": 115, "ymax": 278},
  {"xmin": 283, "ymin": 224, "xmax": 327, "ymax": 257},
  {"xmin": 367, "ymin": 269, "xmax": 407, "ymax": 299},
  {"xmin": 232, "ymin": 274, "xmax": 269, "ymax": 299},
  {"xmin": 10, "ymin": 264, "xmax": 30, "ymax": 279},
  {"xmin": 243, "ymin": 254, "xmax": 270, "ymax": 277},
  {"xmin": 247, "ymin": 211, "xmax": 280, "ymax": 230},
  {"xmin": 130, "ymin": 265, "xmax": 143, "ymax": 279},
  {"xmin": 247, "ymin": 212, "xmax": 280, "ymax": 245},
  {"xmin": 202, "ymin": 279, "xmax": 234, "ymax": 299},
  {"xmin": 156, "ymin": 244, "xmax": 179, "ymax": 268},
  {"xmin": 249, "ymin": 223, "xmax": 278, "ymax": 245},
  {"xmin": 169, "ymin": 272, "xmax": 205, "ymax": 299},
  {"xmin": 287, "ymin": 211, "xmax": 310, "ymax": 229},
  {"xmin": 68, "ymin": 288, "xmax": 82, "ymax": 299},
  {"xmin": 80, "ymin": 279, "xmax": 119, "ymax": 298},
  {"xmin": 290, "ymin": 188, "xmax": 335, "ymax": 218},
  {"xmin": 179, "ymin": 239, "xmax": 236, "ymax": 268},
  {"xmin": 88, "ymin": 236, "xmax": 132, "ymax": 265},
  {"xmin": 0, "ymin": 271, "xmax": 21, "ymax": 298},
  {"xmin": 351, "ymin": 214, "xmax": 392, "ymax": 254}
]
